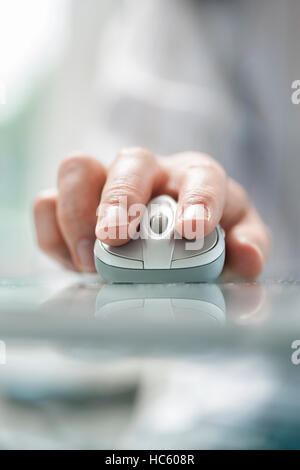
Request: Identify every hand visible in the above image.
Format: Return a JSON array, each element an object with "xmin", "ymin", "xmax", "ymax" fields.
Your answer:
[{"xmin": 34, "ymin": 147, "xmax": 271, "ymax": 278}]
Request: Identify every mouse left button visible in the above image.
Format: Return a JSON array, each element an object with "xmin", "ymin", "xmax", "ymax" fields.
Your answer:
[{"xmin": 102, "ymin": 238, "xmax": 143, "ymax": 261}]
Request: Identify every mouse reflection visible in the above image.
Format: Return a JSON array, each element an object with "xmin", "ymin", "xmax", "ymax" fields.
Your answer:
[
  {"xmin": 41, "ymin": 279, "xmax": 268, "ymax": 327},
  {"xmin": 95, "ymin": 283, "xmax": 226, "ymax": 327}
]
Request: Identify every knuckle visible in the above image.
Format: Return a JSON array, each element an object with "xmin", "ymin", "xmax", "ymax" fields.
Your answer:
[
  {"xmin": 201, "ymin": 188, "xmax": 219, "ymax": 207},
  {"xmin": 58, "ymin": 155, "xmax": 85, "ymax": 178},
  {"xmin": 104, "ymin": 177, "xmax": 145, "ymax": 204},
  {"xmin": 184, "ymin": 186, "xmax": 219, "ymax": 208},
  {"xmin": 183, "ymin": 152, "xmax": 225, "ymax": 175},
  {"xmin": 117, "ymin": 147, "xmax": 154, "ymax": 164},
  {"xmin": 58, "ymin": 154, "xmax": 104, "ymax": 182}
]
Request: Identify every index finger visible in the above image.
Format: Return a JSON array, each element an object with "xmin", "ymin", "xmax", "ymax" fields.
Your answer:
[{"xmin": 96, "ymin": 147, "xmax": 161, "ymax": 246}]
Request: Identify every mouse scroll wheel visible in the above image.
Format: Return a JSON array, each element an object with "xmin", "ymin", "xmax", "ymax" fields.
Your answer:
[{"xmin": 150, "ymin": 212, "xmax": 169, "ymax": 234}]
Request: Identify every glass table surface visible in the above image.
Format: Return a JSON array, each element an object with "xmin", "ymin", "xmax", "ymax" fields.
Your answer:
[{"xmin": 0, "ymin": 274, "xmax": 300, "ymax": 449}]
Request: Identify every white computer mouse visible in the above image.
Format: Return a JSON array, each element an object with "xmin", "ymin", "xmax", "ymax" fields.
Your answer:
[{"xmin": 94, "ymin": 195, "xmax": 225, "ymax": 283}]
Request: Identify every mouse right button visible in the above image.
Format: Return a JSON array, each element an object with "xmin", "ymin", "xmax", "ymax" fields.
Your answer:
[{"xmin": 172, "ymin": 229, "xmax": 218, "ymax": 260}]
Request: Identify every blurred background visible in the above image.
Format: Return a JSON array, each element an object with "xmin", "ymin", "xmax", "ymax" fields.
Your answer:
[
  {"xmin": 2, "ymin": 0, "xmax": 300, "ymax": 450},
  {"xmin": 1, "ymin": 0, "xmax": 300, "ymax": 278}
]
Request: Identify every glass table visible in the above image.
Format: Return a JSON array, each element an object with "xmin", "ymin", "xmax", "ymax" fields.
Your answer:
[{"xmin": 0, "ymin": 274, "xmax": 300, "ymax": 449}]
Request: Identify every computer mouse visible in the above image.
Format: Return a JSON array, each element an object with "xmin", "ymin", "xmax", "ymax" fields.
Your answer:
[{"xmin": 94, "ymin": 195, "xmax": 225, "ymax": 283}]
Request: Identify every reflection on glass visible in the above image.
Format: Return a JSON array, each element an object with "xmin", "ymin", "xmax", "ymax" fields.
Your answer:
[{"xmin": 95, "ymin": 283, "xmax": 226, "ymax": 327}]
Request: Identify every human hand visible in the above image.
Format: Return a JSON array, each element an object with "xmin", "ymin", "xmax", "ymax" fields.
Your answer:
[{"xmin": 34, "ymin": 147, "xmax": 271, "ymax": 278}]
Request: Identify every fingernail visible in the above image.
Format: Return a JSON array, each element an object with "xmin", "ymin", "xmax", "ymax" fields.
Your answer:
[
  {"xmin": 96, "ymin": 205, "xmax": 128, "ymax": 240},
  {"xmin": 100, "ymin": 205, "xmax": 122, "ymax": 227},
  {"xmin": 76, "ymin": 239, "xmax": 95, "ymax": 272},
  {"xmin": 177, "ymin": 204, "xmax": 210, "ymax": 239},
  {"xmin": 181, "ymin": 204, "xmax": 210, "ymax": 222},
  {"xmin": 97, "ymin": 205, "xmax": 127, "ymax": 228}
]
